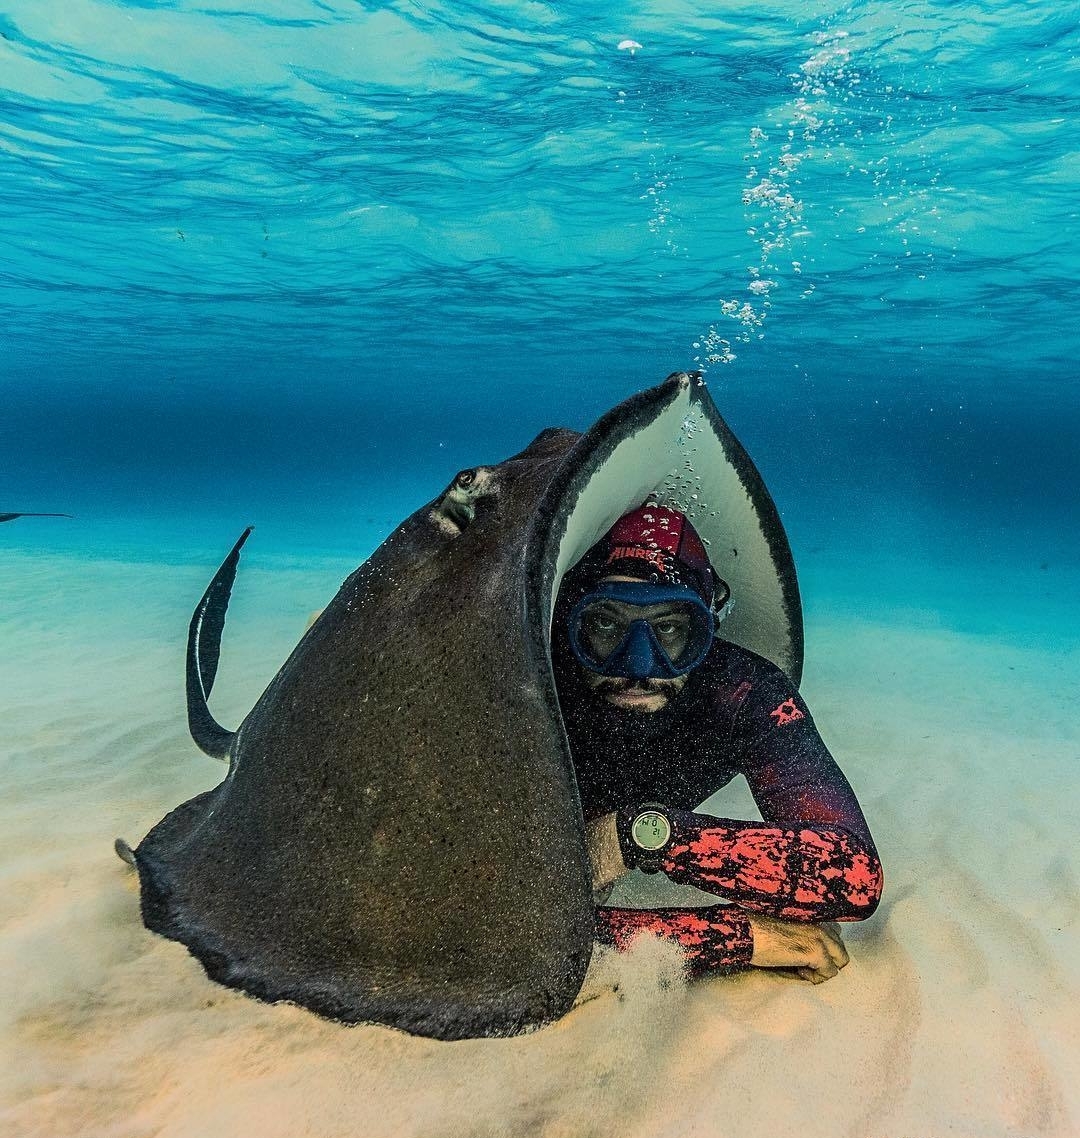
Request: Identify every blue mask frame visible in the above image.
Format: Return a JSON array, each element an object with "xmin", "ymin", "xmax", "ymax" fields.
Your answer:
[{"xmin": 566, "ymin": 580, "xmax": 718, "ymax": 680}]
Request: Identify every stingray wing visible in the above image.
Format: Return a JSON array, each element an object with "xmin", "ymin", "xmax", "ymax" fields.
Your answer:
[{"xmin": 135, "ymin": 429, "xmax": 595, "ymax": 1041}]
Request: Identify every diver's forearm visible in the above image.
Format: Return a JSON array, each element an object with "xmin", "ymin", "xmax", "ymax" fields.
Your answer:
[
  {"xmin": 658, "ymin": 810, "xmax": 883, "ymax": 922},
  {"xmin": 595, "ymin": 903, "xmax": 754, "ymax": 974}
]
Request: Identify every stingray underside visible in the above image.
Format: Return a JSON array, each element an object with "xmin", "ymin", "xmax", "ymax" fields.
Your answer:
[
  {"xmin": 531, "ymin": 372, "xmax": 802, "ymax": 683},
  {"xmin": 132, "ymin": 372, "xmax": 801, "ymax": 1040}
]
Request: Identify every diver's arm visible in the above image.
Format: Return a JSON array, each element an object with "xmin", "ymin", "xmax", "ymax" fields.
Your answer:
[
  {"xmin": 594, "ymin": 903, "xmax": 849, "ymax": 982},
  {"xmin": 594, "ymin": 903, "xmax": 754, "ymax": 974},
  {"xmin": 653, "ymin": 810, "xmax": 881, "ymax": 921},
  {"xmin": 587, "ymin": 801, "xmax": 880, "ymax": 924},
  {"xmin": 587, "ymin": 810, "xmax": 854, "ymax": 980},
  {"xmin": 626, "ymin": 665, "xmax": 883, "ymax": 922},
  {"xmin": 717, "ymin": 673, "xmax": 884, "ymax": 920},
  {"xmin": 594, "ymin": 679, "xmax": 883, "ymax": 921},
  {"xmin": 731, "ymin": 678, "xmax": 878, "ymax": 852}
]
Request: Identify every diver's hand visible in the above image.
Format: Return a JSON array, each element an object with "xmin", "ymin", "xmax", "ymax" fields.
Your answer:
[
  {"xmin": 747, "ymin": 912, "xmax": 849, "ymax": 983},
  {"xmin": 586, "ymin": 812, "xmax": 627, "ymax": 893}
]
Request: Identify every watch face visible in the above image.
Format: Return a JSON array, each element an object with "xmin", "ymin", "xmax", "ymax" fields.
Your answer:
[{"xmin": 631, "ymin": 809, "xmax": 671, "ymax": 852}]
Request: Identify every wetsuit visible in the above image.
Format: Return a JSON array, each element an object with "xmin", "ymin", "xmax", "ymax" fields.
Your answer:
[{"xmin": 555, "ymin": 639, "xmax": 883, "ymax": 975}]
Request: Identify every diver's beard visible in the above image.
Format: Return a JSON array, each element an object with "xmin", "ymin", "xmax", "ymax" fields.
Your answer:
[
  {"xmin": 587, "ymin": 676, "xmax": 682, "ymax": 712},
  {"xmin": 591, "ymin": 678, "xmax": 667, "ymax": 695}
]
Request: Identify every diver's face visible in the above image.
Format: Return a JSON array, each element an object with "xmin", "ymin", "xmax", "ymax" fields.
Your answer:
[{"xmin": 576, "ymin": 577, "xmax": 692, "ymax": 713}]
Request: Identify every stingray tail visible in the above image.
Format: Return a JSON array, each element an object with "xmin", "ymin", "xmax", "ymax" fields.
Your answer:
[{"xmin": 186, "ymin": 527, "xmax": 252, "ymax": 759}]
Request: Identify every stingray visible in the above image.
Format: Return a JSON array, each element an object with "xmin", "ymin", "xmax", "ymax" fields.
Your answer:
[
  {"xmin": 124, "ymin": 372, "xmax": 802, "ymax": 1041},
  {"xmin": 0, "ymin": 512, "xmax": 73, "ymax": 523}
]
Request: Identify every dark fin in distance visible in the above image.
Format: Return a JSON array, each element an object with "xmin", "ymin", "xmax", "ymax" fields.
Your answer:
[
  {"xmin": 0, "ymin": 512, "xmax": 74, "ymax": 523},
  {"xmin": 186, "ymin": 527, "xmax": 252, "ymax": 760},
  {"xmin": 114, "ymin": 837, "xmax": 137, "ymax": 866}
]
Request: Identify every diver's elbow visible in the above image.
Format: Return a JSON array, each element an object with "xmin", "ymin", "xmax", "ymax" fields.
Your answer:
[{"xmin": 837, "ymin": 856, "xmax": 884, "ymax": 921}]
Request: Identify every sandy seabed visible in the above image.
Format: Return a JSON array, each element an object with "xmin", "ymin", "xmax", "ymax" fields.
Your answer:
[{"xmin": 2, "ymin": 543, "xmax": 1078, "ymax": 1138}]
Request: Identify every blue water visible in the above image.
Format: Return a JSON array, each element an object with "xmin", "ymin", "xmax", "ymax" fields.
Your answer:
[
  {"xmin": 4, "ymin": 9, "xmax": 1080, "ymax": 1131},
  {"xmin": 3, "ymin": 1, "xmax": 1078, "ymax": 634}
]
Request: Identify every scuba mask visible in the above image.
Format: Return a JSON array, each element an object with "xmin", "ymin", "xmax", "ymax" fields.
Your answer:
[{"xmin": 566, "ymin": 579, "xmax": 728, "ymax": 681}]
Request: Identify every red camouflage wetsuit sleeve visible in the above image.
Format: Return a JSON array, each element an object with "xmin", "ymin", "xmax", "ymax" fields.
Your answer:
[{"xmin": 595, "ymin": 669, "xmax": 883, "ymax": 974}]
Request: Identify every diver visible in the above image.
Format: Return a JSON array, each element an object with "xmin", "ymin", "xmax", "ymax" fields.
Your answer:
[{"xmin": 553, "ymin": 504, "xmax": 883, "ymax": 983}]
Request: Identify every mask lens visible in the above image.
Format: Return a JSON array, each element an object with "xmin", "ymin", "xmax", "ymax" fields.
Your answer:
[
  {"xmin": 577, "ymin": 603, "xmax": 630, "ymax": 664},
  {"xmin": 568, "ymin": 587, "xmax": 714, "ymax": 677},
  {"xmin": 647, "ymin": 610, "xmax": 696, "ymax": 667}
]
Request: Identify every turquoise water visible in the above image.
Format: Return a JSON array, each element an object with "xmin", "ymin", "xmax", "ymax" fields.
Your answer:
[
  {"xmin": 4, "ymin": 0, "xmax": 1078, "ymax": 612},
  {"xmin": 3, "ymin": 7, "xmax": 1080, "ymax": 1133}
]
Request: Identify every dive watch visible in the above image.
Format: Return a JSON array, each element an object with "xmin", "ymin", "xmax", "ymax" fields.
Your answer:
[{"xmin": 617, "ymin": 803, "xmax": 675, "ymax": 874}]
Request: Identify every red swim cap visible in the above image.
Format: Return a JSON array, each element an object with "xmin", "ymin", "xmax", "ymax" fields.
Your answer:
[{"xmin": 580, "ymin": 504, "xmax": 717, "ymax": 605}]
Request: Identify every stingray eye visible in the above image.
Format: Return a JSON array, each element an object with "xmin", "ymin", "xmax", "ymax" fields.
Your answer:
[{"xmin": 431, "ymin": 466, "xmax": 494, "ymax": 537}]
